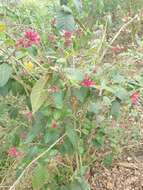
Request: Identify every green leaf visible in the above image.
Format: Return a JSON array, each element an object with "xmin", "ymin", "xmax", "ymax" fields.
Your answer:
[
  {"xmin": 11, "ymin": 134, "xmax": 20, "ymax": 146},
  {"xmin": 59, "ymin": 137, "xmax": 74, "ymax": 155},
  {"xmin": 88, "ymin": 102, "xmax": 102, "ymax": 114},
  {"xmin": 0, "ymin": 64, "xmax": 12, "ymax": 87},
  {"xmin": 73, "ymin": 0, "xmax": 82, "ymax": 14},
  {"xmin": 111, "ymin": 100, "xmax": 120, "ymax": 119},
  {"xmin": 44, "ymin": 129, "xmax": 60, "ymax": 144},
  {"xmin": 102, "ymin": 153, "xmax": 113, "ymax": 168},
  {"xmin": 114, "ymin": 87, "xmax": 129, "ymax": 101},
  {"xmin": 93, "ymin": 128, "xmax": 105, "ymax": 149},
  {"xmin": 52, "ymin": 91, "xmax": 64, "ymax": 109},
  {"xmin": 73, "ymin": 87, "xmax": 88, "ymax": 102},
  {"xmin": 65, "ymin": 68, "xmax": 84, "ymax": 81},
  {"xmin": 0, "ymin": 80, "xmax": 11, "ymax": 96},
  {"xmin": 60, "ymin": 0, "xmax": 68, "ymax": 6},
  {"xmin": 112, "ymin": 73, "xmax": 125, "ymax": 84},
  {"xmin": 30, "ymin": 75, "xmax": 49, "ymax": 113},
  {"xmin": 62, "ymin": 5, "xmax": 73, "ymax": 14},
  {"xmin": 56, "ymin": 6, "xmax": 75, "ymax": 32},
  {"xmin": 27, "ymin": 46, "xmax": 38, "ymax": 56},
  {"xmin": 62, "ymin": 179, "xmax": 90, "ymax": 190},
  {"xmin": 32, "ymin": 165, "xmax": 49, "ymax": 190},
  {"xmin": 66, "ymin": 125, "xmax": 78, "ymax": 149},
  {"xmin": 8, "ymin": 107, "xmax": 19, "ymax": 119}
]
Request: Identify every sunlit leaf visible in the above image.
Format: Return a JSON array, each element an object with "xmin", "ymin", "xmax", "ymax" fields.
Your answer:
[
  {"xmin": 0, "ymin": 64, "xmax": 12, "ymax": 87},
  {"xmin": 30, "ymin": 75, "xmax": 50, "ymax": 113}
]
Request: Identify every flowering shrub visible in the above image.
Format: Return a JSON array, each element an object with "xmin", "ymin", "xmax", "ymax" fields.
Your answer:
[
  {"xmin": 16, "ymin": 30, "xmax": 40, "ymax": 48},
  {"xmin": 0, "ymin": 1, "xmax": 143, "ymax": 190}
]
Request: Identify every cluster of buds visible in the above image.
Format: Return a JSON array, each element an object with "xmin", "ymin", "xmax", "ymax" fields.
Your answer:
[
  {"xmin": 111, "ymin": 44, "xmax": 124, "ymax": 54},
  {"xmin": 130, "ymin": 92, "xmax": 139, "ymax": 105},
  {"xmin": 81, "ymin": 76, "xmax": 95, "ymax": 87},
  {"xmin": 62, "ymin": 30, "xmax": 73, "ymax": 47},
  {"xmin": 16, "ymin": 29, "xmax": 40, "ymax": 48}
]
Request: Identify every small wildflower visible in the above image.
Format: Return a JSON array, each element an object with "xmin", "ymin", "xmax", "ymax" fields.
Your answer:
[
  {"xmin": 51, "ymin": 120, "xmax": 58, "ymax": 128},
  {"xmin": 62, "ymin": 30, "xmax": 72, "ymax": 38},
  {"xmin": 0, "ymin": 23, "xmax": 6, "ymax": 32},
  {"xmin": 24, "ymin": 111, "xmax": 33, "ymax": 121},
  {"xmin": 130, "ymin": 92, "xmax": 139, "ymax": 105},
  {"xmin": 48, "ymin": 34, "xmax": 57, "ymax": 43},
  {"xmin": 8, "ymin": 147, "xmax": 20, "ymax": 158},
  {"xmin": 20, "ymin": 132, "xmax": 27, "ymax": 140},
  {"xmin": 16, "ymin": 29, "xmax": 40, "ymax": 48},
  {"xmin": 48, "ymin": 86, "xmax": 59, "ymax": 93},
  {"xmin": 111, "ymin": 45, "xmax": 124, "ymax": 54},
  {"xmin": 16, "ymin": 38, "xmax": 25, "ymax": 47},
  {"xmin": 81, "ymin": 76, "xmax": 94, "ymax": 87},
  {"xmin": 24, "ymin": 62, "xmax": 34, "ymax": 71},
  {"xmin": 24, "ymin": 29, "xmax": 40, "ymax": 45},
  {"xmin": 64, "ymin": 38, "xmax": 72, "ymax": 47}
]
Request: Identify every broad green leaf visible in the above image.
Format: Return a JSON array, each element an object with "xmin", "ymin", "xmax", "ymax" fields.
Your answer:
[
  {"xmin": 66, "ymin": 125, "xmax": 78, "ymax": 149},
  {"xmin": 73, "ymin": 0, "xmax": 82, "ymax": 14},
  {"xmin": 44, "ymin": 129, "xmax": 60, "ymax": 144},
  {"xmin": 30, "ymin": 75, "xmax": 49, "ymax": 113},
  {"xmin": 0, "ymin": 103, "xmax": 8, "ymax": 114},
  {"xmin": 111, "ymin": 100, "xmax": 120, "ymax": 119},
  {"xmin": 62, "ymin": 5, "xmax": 72, "ymax": 14},
  {"xmin": 88, "ymin": 102, "xmax": 102, "ymax": 114},
  {"xmin": 65, "ymin": 68, "xmax": 84, "ymax": 81},
  {"xmin": 8, "ymin": 107, "xmax": 18, "ymax": 119},
  {"xmin": 60, "ymin": 0, "xmax": 68, "ymax": 5},
  {"xmin": 56, "ymin": 6, "xmax": 75, "ymax": 32},
  {"xmin": 103, "ymin": 96, "xmax": 111, "ymax": 106},
  {"xmin": 27, "ymin": 46, "xmax": 38, "ymax": 56},
  {"xmin": 0, "ymin": 80, "xmax": 11, "ymax": 96},
  {"xmin": 76, "ymin": 178, "xmax": 91, "ymax": 190},
  {"xmin": 52, "ymin": 91, "xmax": 64, "ymax": 109},
  {"xmin": 25, "ymin": 123, "xmax": 42, "ymax": 143},
  {"xmin": 11, "ymin": 133, "xmax": 20, "ymax": 146},
  {"xmin": 73, "ymin": 87, "xmax": 88, "ymax": 102},
  {"xmin": 32, "ymin": 165, "xmax": 49, "ymax": 190},
  {"xmin": 93, "ymin": 128, "xmax": 105, "ymax": 149},
  {"xmin": 114, "ymin": 87, "xmax": 129, "ymax": 101},
  {"xmin": 112, "ymin": 73, "xmax": 125, "ymax": 84},
  {"xmin": 102, "ymin": 153, "xmax": 113, "ymax": 168},
  {"xmin": 0, "ymin": 64, "xmax": 12, "ymax": 87},
  {"xmin": 61, "ymin": 179, "xmax": 90, "ymax": 190},
  {"xmin": 59, "ymin": 137, "xmax": 74, "ymax": 155}
]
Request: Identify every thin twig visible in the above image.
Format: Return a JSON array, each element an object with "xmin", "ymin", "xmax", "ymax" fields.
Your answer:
[{"xmin": 99, "ymin": 14, "xmax": 138, "ymax": 63}]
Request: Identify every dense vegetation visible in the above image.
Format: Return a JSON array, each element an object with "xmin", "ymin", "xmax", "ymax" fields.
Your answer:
[{"xmin": 0, "ymin": 0, "xmax": 143, "ymax": 189}]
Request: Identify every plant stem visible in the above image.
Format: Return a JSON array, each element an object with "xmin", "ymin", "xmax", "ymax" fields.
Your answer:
[{"xmin": 8, "ymin": 134, "xmax": 66, "ymax": 190}]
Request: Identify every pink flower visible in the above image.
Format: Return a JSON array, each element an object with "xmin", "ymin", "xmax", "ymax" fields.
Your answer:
[
  {"xmin": 81, "ymin": 77, "xmax": 94, "ymax": 87},
  {"xmin": 51, "ymin": 120, "xmax": 57, "ymax": 128},
  {"xmin": 20, "ymin": 132, "xmax": 27, "ymax": 140},
  {"xmin": 111, "ymin": 45, "xmax": 124, "ymax": 54},
  {"xmin": 16, "ymin": 38, "xmax": 25, "ymax": 47},
  {"xmin": 48, "ymin": 34, "xmax": 57, "ymax": 43},
  {"xmin": 24, "ymin": 111, "xmax": 33, "ymax": 121},
  {"xmin": 63, "ymin": 30, "xmax": 72, "ymax": 38},
  {"xmin": 131, "ymin": 92, "xmax": 139, "ymax": 105},
  {"xmin": 24, "ymin": 30, "xmax": 40, "ymax": 45},
  {"xmin": 64, "ymin": 38, "xmax": 72, "ymax": 47},
  {"xmin": 7, "ymin": 147, "xmax": 20, "ymax": 158},
  {"xmin": 48, "ymin": 86, "xmax": 59, "ymax": 93},
  {"xmin": 16, "ymin": 29, "xmax": 40, "ymax": 48}
]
